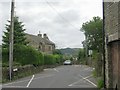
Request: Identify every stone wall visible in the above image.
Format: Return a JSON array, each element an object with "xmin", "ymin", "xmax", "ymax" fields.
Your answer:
[
  {"xmin": 104, "ymin": 2, "xmax": 119, "ymax": 42},
  {"xmin": 104, "ymin": 1, "xmax": 120, "ymax": 89}
]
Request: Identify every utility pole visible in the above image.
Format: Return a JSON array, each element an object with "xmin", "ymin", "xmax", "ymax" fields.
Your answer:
[
  {"xmin": 9, "ymin": 0, "xmax": 15, "ymax": 81},
  {"xmin": 102, "ymin": 1, "xmax": 106, "ymax": 88}
]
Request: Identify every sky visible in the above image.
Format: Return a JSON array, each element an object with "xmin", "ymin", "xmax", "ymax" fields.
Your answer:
[{"xmin": 0, "ymin": 0, "xmax": 103, "ymax": 49}]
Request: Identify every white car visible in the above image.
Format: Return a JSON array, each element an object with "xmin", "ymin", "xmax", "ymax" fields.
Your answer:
[{"xmin": 63, "ymin": 60, "xmax": 72, "ymax": 65}]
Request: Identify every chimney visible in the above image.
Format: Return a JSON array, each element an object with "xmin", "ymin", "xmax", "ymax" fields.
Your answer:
[
  {"xmin": 38, "ymin": 31, "xmax": 42, "ymax": 38},
  {"xmin": 38, "ymin": 33, "xmax": 42, "ymax": 37},
  {"xmin": 43, "ymin": 33, "xmax": 49, "ymax": 40}
]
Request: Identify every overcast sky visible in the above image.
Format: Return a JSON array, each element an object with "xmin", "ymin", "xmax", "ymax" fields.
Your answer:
[{"xmin": 0, "ymin": 0, "xmax": 102, "ymax": 49}]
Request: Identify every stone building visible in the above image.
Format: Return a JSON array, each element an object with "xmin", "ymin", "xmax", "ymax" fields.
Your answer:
[
  {"xmin": 104, "ymin": 1, "xmax": 120, "ymax": 89},
  {"xmin": 25, "ymin": 33, "xmax": 55, "ymax": 54}
]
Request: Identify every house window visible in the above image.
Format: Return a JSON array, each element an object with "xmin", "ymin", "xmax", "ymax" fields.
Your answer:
[
  {"xmin": 49, "ymin": 46, "xmax": 51, "ymax": 51},
  {"xmin": 38, "ymin": 45, "xmax": 41, "ymax": 51},
  {"xmin": 38, "ymin": 42, "xmax": 43, "ymax": 51}
]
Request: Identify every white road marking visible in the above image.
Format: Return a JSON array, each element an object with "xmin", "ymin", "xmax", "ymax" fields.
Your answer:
[
  {"xmin": 68, "ymin": 79, "xmax": 83, "ymax": 86},
  {"xmin": 3, "ymin": 85, "xmax": 26, "ymax": 88},
  {"xmin": 26, "ymin": 75, "xmax": 34, "ymax": 87},
  {"xmin": 83, "ymin": 67, "xmax": 90, "ymax": 71},
  {"xmin": 53, "ymin": 68, "xmax": 59, "ymax": 72},
  {"xmin": 79, "ymin": 74, "xmax": 97, "ymax": 87},
  {"xmin": 68, "ymin": 75, "xmax": 96, "ymax": 87},
  {"xmin": 3, "ymin": 74, "xmax": 54, "ymax": 87},
  {"xmin": 4, "ymin": 78, "xmax": 30, "ymax": 86},
  {"xmin": 79, "ymin": 75, "xmax": 93, "ymax": 79},
  {"xmin": 33, "ymin": 74, "xmax": 54, "ymax": 80},
  {"xmin": 74, "ymin": 65, "xmax": 80, "ymax": 67},
  {"xmin": 44, "ymin": 69, "xmax": 53, "ymax": 71}
]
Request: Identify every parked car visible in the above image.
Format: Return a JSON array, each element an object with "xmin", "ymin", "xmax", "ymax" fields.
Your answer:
[{"xmin": 63, "ymin": 60, "xmax": 72, "ymax": 65}]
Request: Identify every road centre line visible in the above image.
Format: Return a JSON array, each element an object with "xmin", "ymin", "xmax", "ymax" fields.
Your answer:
[
  {"xmin": 3, "ymin": 74, "xmax": 54, "ymax": 86},
  {"xmin": 79, "ymin": 74, "xmax": 97, "ymax": 87},
  {"xmin": 26, "ymin": 75, "xmax": 34, "ymax": 87}
]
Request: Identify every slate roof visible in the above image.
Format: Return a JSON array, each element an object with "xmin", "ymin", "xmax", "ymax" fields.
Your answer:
[{"xmin": 25, "ymin": 33, "xmax": 55, "ymax": 45}]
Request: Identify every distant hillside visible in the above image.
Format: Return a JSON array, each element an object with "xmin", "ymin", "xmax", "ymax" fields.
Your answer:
[{"xmin": 59, "ymin": 48, "xmax": 80, "ymax": 56}]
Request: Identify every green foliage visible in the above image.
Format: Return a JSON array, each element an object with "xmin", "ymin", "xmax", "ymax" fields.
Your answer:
[
  {"xmin": 92, "ymin": 50, "xmax": 99, "ymax": 61},
  {"xmin": 2, "ymin": 48, "xmax": 9, "ymax": 63},
  {"xmin": 59, "ymin": 48, "xmax": 79, "ymax": 56},
  {"xmin": 2, "ymin": 45, "xmax": 44, "ymax": 66},
  {"xmin": 97, "ymin": 78, "xmax": 104, "ymax": 89},
  {"xmin": 92, "ymin": 69, "xmax": 97, "ymax": 78},
  {"xmin": 14, "ymin": 45, "xmax": 44, "ymax": 65},
  {"xmin": 53, "ymin": 49, "xmax": 62, "ymax": 55},
  {"xmin": 81, "ymin": 16, "xmax": 103, "ymax": 52},
  {"xmin": 44, "ymin": 54, "xmax": 56, "ymax": 65},
  {"xmin": 78, "ymin": 48, "xmax": 85, "ymax": 62},
  {"xmin": 44, "ymin": 54, "xmax": 63, "ymax": 65},
  {"xmin": 54, "ymin": 55, "xmax": 63, "ymax": 64},
  {"xmin": 2, "ymin": 16, "xmax": 28, "ymax": 48},
  {"xmin": 81, "ymin": 16, "xmax": 103, "ymax": 77}
]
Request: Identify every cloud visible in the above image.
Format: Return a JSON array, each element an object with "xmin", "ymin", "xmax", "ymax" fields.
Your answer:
[
  {"xmin": 53, "ymin": 9, "xmax": 80, "ymax": 26},
  {"xmin": 0, "ymin": 0, "xmax": 102, "ymax": 49}
]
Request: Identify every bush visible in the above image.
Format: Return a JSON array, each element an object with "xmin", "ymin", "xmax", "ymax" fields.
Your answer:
[
  {"xmin": 2, "ymin": 45, "xmax": 44, "ymax": 66},
  {"xmin": 92, "ymin": 69, "xmax": 97, "ymax": 78},
  {"xmin": 2, "ymin": 48, "xmax": 9, "ymax": 63},
  {"xmin": 14, "ymin": 45, "xmax": 44, "ymax": 65},
  {"xmin": 44, "ymin": 54, "xmax": 56, "ymax": 65},
  {"xmin": 54, "ymin": 55, "xmax": 63, "ymax": 64},
  {"xmin": 44, "ymin": 54, "xmax": 63, "ymax": 65},
  {"xmin": 97, "ymin": 78, "xmax": 104, "ymax": 89}
]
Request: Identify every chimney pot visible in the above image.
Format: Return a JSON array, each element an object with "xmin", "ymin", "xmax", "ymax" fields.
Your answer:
[{"xmin": 43, "ymin": 33, "xmax": 49, "ymax": 40}]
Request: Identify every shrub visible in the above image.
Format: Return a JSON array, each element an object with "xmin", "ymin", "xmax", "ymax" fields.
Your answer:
[
  {"xmin": 44, "ymin": 54, "xmax": 56, "ymax": 65},
  {"xmin": 14, "ymin": 45, "xmax": 44, "ymax": 66},
  {"xmin": 2, "ymin": 48, "xmax": 9, "ymax": 63},
  {"xmin": 2, "ymin": 45, "xmax": 44, "ymax": 66},
  {"xmin": 53, "ymin": 55, "xmax": 63, "ymax": 64},
  {"xmin": 44, "ymin": 54, "xmax": 63, "ymax": 65},
  {"xmin": 97, "ymin": 78, "xmax": 104, "ymax": 89}
]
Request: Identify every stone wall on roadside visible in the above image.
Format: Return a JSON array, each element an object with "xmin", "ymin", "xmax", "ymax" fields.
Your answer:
[
  {"xmin": 2, "ymin": 65, "xmax": 43, "ymax": 83},
  {"xmin": 104, "ymin": 1, "xmax": 120, "ymax": 89}
]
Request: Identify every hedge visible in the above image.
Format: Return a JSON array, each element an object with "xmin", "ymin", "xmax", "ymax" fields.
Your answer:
[
  {"xmin": 2, "ymin": 45, "xmax": 63, "ymax": 66},
  {"xmin": 2, "ymin": 45, "xmax": 44, "ymax": 66},
  {"xmin": 53, "ymin": 55, "xmax": 63, "ymax": 64},
  {"xmin": 44, "ymin": 54, "xmax": 63, "ymax": 65},
  {"xmin": 44, "ymin": 54, "xmax": 56, "ymax": 65}
]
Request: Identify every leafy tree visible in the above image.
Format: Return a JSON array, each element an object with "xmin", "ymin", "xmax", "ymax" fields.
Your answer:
[
  {"xmin": 2, "ymin": 16, "xmax": 28, "ymax": 48},
  {"xmin": 81, "ymin": 16, "xmax": 103, "ymax": 52},
  {"xmin": 81, "ymin": 16, "xmax": 103, "ymax": 76},
  {"xmin": 78, "ymin": 48, "xmax": 85, "ymax": 61},
  {"xmin": 53, "ymin": 49, "xmax": 62, "ymax": 55}
]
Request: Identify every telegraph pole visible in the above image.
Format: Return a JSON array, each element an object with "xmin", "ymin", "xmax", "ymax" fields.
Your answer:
[{"xmin": 9, "ymin": 0, "xmax": 15, "ymax": 81}]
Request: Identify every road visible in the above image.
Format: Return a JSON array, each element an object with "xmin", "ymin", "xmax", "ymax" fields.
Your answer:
[{"xmin": 2, "ymin": 65, "xmax": 97, "ymax": 88}]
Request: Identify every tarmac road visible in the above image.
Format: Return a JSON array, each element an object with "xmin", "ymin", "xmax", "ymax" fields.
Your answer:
[{"xmin": 2, "ymin": 65, "xmax": 97, "ymax": 88}]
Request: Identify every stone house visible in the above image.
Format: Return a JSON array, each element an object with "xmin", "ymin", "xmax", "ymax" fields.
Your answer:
[
  {"xmin": 25, "ymin": 33, "xmax": 55, "ymax": 54},
  {"xmin": 104, "ymin": 1, "xmax": 120, "ymax": 89}
]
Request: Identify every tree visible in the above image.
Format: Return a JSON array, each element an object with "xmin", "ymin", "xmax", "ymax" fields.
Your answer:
[
  {"xmin": 81, "ymin": 16, "xmax": 103, "ymax": 52},
  {"xmin": 53, "ymin": 49, "xmax": 62, "ymax": 55},
  {"xmin": 81, "ymin": 16, "xmax": 103, "ymax": 77},
  {"xmin": 2, "ymin": 16, "xmax": 28, "ymax": 48},
  {"xmin": 78, "ymin": 48, "xmax": 85, "ymax": 60}
]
